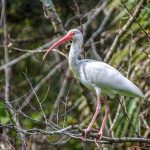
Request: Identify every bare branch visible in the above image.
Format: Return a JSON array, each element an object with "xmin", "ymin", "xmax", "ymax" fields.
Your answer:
[
  {"xmin": 2, "ymin": 0, "xmax": 27, "ymax": 149},
  {"xmin": 41, "ymin": 0, "xmax": 65, "ymax": 34},
  {"xmin": 83, "ymin": 0, "xmax": 108, "ymax": 35},
  {"xmin": 1, "ymin": 124, "xmax": 150, "ymax": 144},
  {"xmin": 85, "ymin": 6, "xmax": 114, "ymax": 46},
  {"xmin": 0, "ymin": 37, "xmax": 60, "ymax": 71}
]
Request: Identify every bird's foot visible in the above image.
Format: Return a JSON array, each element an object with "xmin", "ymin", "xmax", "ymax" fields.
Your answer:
[
  {"xmin": 94, "ymin": 131, "xmax": 103, "ymax": 146},
  {"xmin": 96, "ymin": 131, "xmax": 103, "ymax": 140},
  {"xmin": 81, "ymin": 128, "xmax": 91, "ymax": 141}
]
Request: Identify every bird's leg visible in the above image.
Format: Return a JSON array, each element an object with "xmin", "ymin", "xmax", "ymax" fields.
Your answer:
[
  {"xmin": 96, "ymin": 97, "xmax": 109, "ymax": 140},
  {"xmin": 81, "ymin": 96, "xmax": 101, "ymax": 141}
]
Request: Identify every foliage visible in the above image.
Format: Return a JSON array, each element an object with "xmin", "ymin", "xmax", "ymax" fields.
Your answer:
[{"xmin": 0, "ymin": 0, "xmax": 150, "ymax": 149}]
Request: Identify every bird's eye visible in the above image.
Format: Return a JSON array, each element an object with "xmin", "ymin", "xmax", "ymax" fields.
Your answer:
[{"xmin": 72, "ymin": 32, "xmax": 75, "ymax": 35}]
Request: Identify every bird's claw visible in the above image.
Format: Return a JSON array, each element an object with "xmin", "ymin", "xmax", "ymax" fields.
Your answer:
[
  {"xmin": 81, "ymin": 128, "xmax": 90, "ymax": 141},
  {"xmin": 96, "ymin": 132, "xmax": 102, "ymax": 140},
  {"xmin": 94, "ymin": 132, "xmax": 103, "ymax": 148},
  {"xmin": 95, "ymin": 132, "xmax": 103, "ymax": 143}
]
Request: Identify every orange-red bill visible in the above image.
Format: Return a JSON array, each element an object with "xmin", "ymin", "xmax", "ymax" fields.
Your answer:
[{"xmin": 43, "ymin": 32, "xmax": 73, "ymax": 60}]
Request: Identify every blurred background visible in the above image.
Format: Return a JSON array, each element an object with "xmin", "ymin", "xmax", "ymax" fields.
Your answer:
[{"xmin": 0, "ymin": 0, "xmax": 150, "ymax": 149}]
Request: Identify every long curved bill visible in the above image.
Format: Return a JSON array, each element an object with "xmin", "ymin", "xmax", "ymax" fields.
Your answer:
[{"xmin": 43, "ymin": 32, "xmax": 73, "ymax": 60}]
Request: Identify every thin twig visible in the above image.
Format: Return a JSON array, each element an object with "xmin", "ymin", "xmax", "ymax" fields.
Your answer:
[
  {"xmin": 48, "ymin": 68, "xmax": 70, "ymax": 122},
  {"xmin": 119, "ymin": 97, "xmax": 141, "ymax": 137},
  {"xmin": 109, "ymin": 103, "xmax": 121, "ymax": 132},
  {"xmin": 104, "ymin": 0, "xmax": 145, "ymax": 62},
  {"xmin": 23, "ymin": 72, "xmax": 47, "ymax": 124},
  {"xmin": 18, "ymin": 60, "xmax": 67, "ymax": 111},
  {"xmin": 0, "ymin": 37, "xmax": 61, "ymax": 71},
  {"xmin": 121, "ymin": 0, "xmax": 150, "ymax": 42}
]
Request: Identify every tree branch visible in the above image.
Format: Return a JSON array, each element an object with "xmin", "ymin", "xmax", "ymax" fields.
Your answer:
[
  {"xmin": 0, "ymin": 37, "xmax": 60, "ymax": 71},
  {"xmin": 1, "ymin": 124, "xmax": 150, "ymax": 144},
  {"xmin": 2, "ymin": 0, "xmax": 27, "ymax": 149},
  {"xmin": 41, "ymin": 0, "xmax": 65, "ymax": 34}
]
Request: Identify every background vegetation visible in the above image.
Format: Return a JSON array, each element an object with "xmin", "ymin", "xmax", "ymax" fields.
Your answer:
[{"xmin": 0, "ymin": 0, "xmax": 150, "ymax": 149}]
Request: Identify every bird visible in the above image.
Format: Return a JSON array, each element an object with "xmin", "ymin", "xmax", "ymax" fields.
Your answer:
[{"xmin": 43, "ymin": 29, "xmax": 144, "ymax": 141}]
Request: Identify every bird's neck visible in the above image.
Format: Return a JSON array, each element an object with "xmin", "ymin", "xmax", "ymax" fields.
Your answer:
[{"xmin": 68, "ymin": 41, "xmax": 82, "ymax": 75}]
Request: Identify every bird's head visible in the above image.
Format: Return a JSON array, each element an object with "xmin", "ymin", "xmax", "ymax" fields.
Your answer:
[
  {"xmin": 43, "ymin": 29, "xmax": 83, "ymax": 60},
  {"xmin": 69, "ymin": 29, "xmax": 83, "ymax": 42}
]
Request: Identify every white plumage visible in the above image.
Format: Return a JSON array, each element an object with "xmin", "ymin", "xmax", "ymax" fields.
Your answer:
[{"xmin": 77, "ymin": 60, "xmax": 143, "ymax": 98}]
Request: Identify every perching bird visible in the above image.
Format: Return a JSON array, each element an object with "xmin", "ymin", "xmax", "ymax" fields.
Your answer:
[{"xmin": 43, "ymin": 29, "xmax": 144, "ymax": 140}]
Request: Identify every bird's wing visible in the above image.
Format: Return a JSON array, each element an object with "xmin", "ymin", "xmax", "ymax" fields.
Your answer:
[{"xmin": 80, "ymin": 60, "xmax": 143, "ymax": 97}]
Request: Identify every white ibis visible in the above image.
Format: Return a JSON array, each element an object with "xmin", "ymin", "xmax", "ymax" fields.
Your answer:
[{"xmin": 43, "ymin": 29, "xmax": 144, "ymax": 141}]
